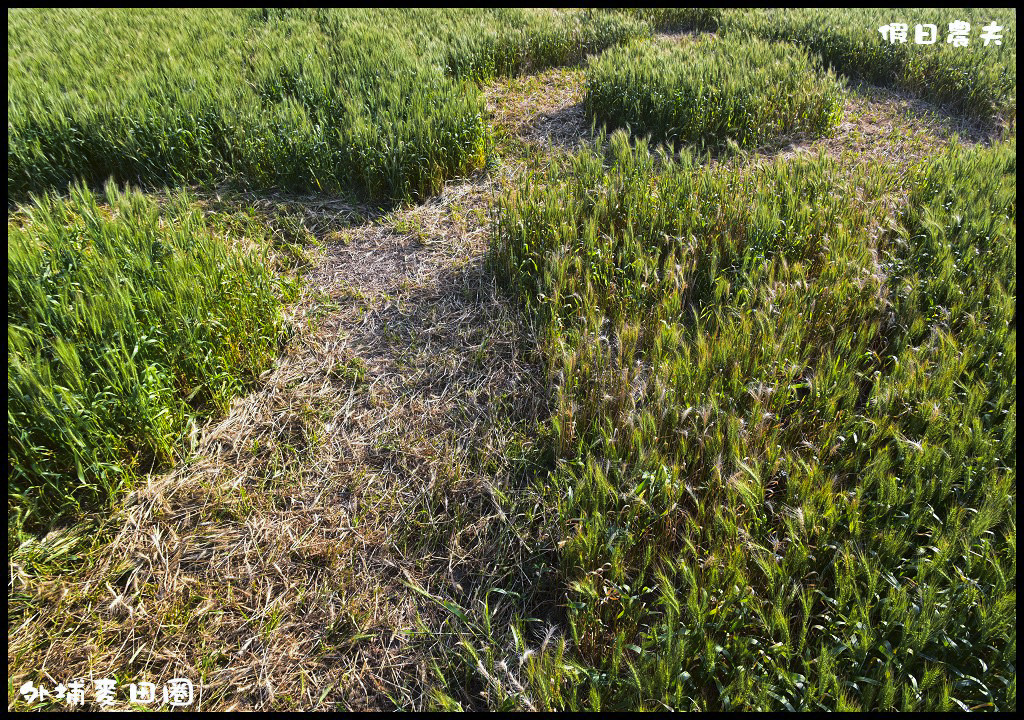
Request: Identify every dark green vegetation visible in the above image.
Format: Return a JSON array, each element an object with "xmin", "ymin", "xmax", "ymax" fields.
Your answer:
[
  {"xmin": 484, "ymin": 133, "xmax": 1015, "ymax": 710},
  {"xmin": 8, "ymin": 185, "xmax": 291, "ymax": 541},
  {"xmin": 585, "ymin": 36, "xmax": 844, "ymax": 150}
]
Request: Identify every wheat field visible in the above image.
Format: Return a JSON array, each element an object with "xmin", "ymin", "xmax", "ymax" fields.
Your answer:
[{"xmin": 8, "ymin": 8, "xmax": 1016, "ymax": 712}]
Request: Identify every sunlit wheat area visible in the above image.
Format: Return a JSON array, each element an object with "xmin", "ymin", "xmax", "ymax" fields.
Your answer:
[{"xmin": 7, "ymin": 7, "xmax": 1016, "ymax": 712}]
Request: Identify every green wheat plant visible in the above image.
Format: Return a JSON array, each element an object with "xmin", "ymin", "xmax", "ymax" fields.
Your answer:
[
  {"xmin": 8, "ymin": 183, "xmax": 286, "ymax": 541},
  {"xmin": 722, "ymin": 8, "xmax": 1016, "ymax": 124},
  {"xmin": 585, "ymin": 35, "xmax": 844, "ymax": 152},
  {"xmin": 7, "ymin": 9, "xmax": 663, "ymax": 203},
  {"xmin": 484, "ymin": 131, "xmax": 1015, "ymax": 710}
]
